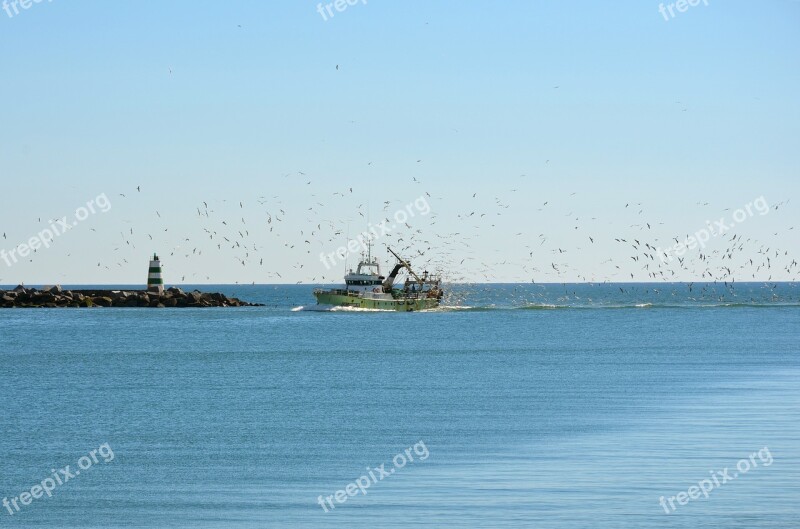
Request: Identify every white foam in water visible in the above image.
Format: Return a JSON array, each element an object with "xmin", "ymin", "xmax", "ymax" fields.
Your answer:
[
  {"xmin": 292, "ymin": 305, "xmax": 338, "ymax": 311},
  {"xmin": 292, "ymin": 305, "xmax": 394, "ymax": 312},
  {"xmin": 330, "ymin": 306, "xmax": 394, "ymax": 312}
]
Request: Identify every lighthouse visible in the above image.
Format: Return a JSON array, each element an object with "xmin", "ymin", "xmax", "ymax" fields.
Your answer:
[{"xmin": 147, "ymin": 253, "xmax": 164, "ymax": 294}]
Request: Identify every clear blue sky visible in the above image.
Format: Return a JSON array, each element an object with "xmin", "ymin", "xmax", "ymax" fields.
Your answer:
[{"xmin": 1, "ymin": 1, "xmax": 798, "ymax": 284}]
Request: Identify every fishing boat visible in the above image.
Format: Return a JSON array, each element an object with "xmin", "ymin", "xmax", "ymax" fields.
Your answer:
[{"xmin": 313, "ymin": 247, "xmax": 443, "ymax": 311}]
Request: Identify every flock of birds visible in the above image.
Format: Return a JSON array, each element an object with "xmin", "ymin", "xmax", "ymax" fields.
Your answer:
[{"xmin": 2, "ymin": 167, "xmax": 798, "ymax": 301}]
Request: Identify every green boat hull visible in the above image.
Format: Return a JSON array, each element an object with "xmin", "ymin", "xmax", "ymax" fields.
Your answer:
[{"xmin": 314, "ymin": 292, "xmax": 439, "ymax": 311}]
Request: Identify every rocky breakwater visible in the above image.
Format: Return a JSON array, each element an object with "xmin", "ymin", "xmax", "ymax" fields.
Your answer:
[{"xmin": 0, "ymin": 286, "xmax": 263, "ymax": 308}]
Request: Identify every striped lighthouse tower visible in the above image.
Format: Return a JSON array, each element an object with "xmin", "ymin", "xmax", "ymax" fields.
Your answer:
[{"xmin": 147, "ymin": 253, "xmax": 164, "ymax": 294}]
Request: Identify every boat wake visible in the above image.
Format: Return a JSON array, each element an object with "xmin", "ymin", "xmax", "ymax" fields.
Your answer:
[
  {"xmin": 292, "ymin": 305, "xmax": 395, "ymax": 312},
  {"xmin": 293, "ymin": 301, "xmax": 800, "ymax": 313},
  {"xmin": 428, "ymin": 302, "xmax": 800, "ymax": 312}
]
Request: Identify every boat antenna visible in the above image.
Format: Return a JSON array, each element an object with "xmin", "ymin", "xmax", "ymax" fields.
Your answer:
[
  {"xmin": 344, "ymin": 223, "xmax": 349, "ymax": 276},
  {"xmin": 366, "ymin": 201, "xmax": 372, "ymax": 261}
]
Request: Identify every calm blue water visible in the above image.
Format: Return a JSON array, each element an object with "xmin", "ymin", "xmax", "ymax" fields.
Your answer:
[{"xmin": 1, "ymin": 283, "xmax": 798, "ymax": 528}]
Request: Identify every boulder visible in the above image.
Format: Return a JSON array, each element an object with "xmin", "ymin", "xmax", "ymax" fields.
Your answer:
[
  {"xmin": 92, "ymin": 296, "xmax": 113, "ymax": 307},
  {"xmin": 14, "ymin": 292, "xmax": 32, "ymax": 302},
  {"xmin": 33, "ymin": 293, "xmax": 57, "ymax": 304}
]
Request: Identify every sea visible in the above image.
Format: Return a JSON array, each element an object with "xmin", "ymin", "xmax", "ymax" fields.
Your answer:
[{"xmin": 1, "ymin": 282, "xmax": 798, "ymax": 528}]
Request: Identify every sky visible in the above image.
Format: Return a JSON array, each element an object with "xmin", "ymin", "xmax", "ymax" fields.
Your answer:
[{"xmin": 0, "ymin": 0, "xmax": 799, "ymax": 285}]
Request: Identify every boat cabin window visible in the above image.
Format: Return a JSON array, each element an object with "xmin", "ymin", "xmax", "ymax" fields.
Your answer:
[{"xmin": 357, "ymin": 263, "xmax": 380, "ymax": 274}]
